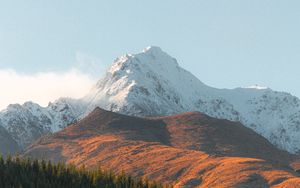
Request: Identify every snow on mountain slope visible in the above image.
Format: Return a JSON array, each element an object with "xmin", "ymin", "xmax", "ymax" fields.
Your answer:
[
  {"xmin": 84, "ymin": 46, "xmax": 300, "ymax": 154},
  {"xmin": 0, "ymin": 98, "xmax": 85, "ymax": 148},
  {"xmin": 215, "ymin": 88, "xmax": 300, "ymax": 153},
  {"xmin": 84, "ymin": 47, "xmax": 237, "ymax": 119},
  {"xmin": 83, "ymin": 46, "xmax": 249, "ymax": 121},
  {"xmin": 1, "ymin": 46, "xmax": 300, "ymax": 154}
]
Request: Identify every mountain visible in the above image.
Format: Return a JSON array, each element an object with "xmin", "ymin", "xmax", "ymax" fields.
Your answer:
[
  {"xmin": 23, "ymin": 108, "xmax": 300, "ymax": 187},
  {"xmin": 1, "ymin": 46, "xmax": 300, "ymax": 154},
  {"xmin": 0, "ymin": 98, "xmax": 85, "ymax": 148},
  {"xmin": 83, "ymin": 46, "xmax": 300, "ymax": 154}
]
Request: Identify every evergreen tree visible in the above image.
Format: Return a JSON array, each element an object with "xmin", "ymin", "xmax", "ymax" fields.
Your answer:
[{"xmin": 0, "ymin": 155, "xmax": 171, "ymax": 188}]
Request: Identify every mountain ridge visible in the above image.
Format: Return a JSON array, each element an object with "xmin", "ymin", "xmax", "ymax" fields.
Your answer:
[
  {"xmin": 1, "ymin": 46, "xmax": 300, "ymax": 154},
  {"xmin": 83, "ymin": 46, "xmax": 300, "ymax": 153}
]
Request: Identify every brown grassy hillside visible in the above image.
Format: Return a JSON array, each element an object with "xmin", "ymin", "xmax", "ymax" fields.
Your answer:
[{"xmin": 23, "ymin": 108, "xmax": 300, "ymax": 187}]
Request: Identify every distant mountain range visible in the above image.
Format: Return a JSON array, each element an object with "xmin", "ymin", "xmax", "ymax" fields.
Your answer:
[
  {"xmin": 1, "ymin": 46, "xmax": 300, "ymax": 154},
  {"xmin": 23, "ymin": 107, "xmax": 300, "ymax": 187}
]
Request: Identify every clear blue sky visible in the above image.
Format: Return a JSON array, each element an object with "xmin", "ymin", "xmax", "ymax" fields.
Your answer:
[{"xmin": 1, "ymin": 0, "xmax": 300, "ymax": 98}]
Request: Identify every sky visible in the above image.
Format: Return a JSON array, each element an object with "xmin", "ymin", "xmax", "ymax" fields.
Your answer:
[{"xmin": 0, "ymin": 0, "xmax": 300, "ymax": 110}]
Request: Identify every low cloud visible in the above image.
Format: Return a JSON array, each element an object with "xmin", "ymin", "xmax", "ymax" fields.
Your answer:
[
  {"xmin": 0, "ymin": 51, "xmax": 107, "ymax": 110},
  {"xmin": 0, "ymin": 69, "xmax": 96, "ymax": 110}
]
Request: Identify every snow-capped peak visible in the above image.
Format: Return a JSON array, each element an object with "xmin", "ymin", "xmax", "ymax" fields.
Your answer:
[
  {"xmin": 134, "ymin": 47, "xmax": 179, "ymax": 73},
  {"xmin": 85, "ymin": 46, "xmax": 208, "ymax": 116},
  {"xmin": 142, "ymin": 46, "xmax": 166, "ymax": 55},
  {"xmin": 85, "ymin": 47, "xmax": 300, "ymax": 154},
  {"xmin": 108, "ymin": 46, "xmax": 178, "ymax": 75}
]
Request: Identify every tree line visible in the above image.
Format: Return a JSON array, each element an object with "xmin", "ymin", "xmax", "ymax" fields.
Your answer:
[{"xmin": 0, "ymin": 155, "xmax": 171, "ymax": 188}]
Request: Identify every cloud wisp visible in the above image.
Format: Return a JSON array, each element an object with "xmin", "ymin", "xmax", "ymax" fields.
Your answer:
[{"xmin": 0, "ymin": 69, "xmax": 96, "ymax": 110}]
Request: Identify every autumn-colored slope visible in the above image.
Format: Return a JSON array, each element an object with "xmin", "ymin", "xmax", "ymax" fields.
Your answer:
[{"xmin": 23, "ymin": 108, "xmax": 300, "ymax": 187}]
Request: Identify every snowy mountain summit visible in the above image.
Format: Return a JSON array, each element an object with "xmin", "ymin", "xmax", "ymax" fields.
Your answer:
[
  {"xmin": 1, "ymin": 46, "xmax": 300, "ymax": 154},
  {"xmin": 84, "ymin": 46, "xmax": 300, "ymax": 153}
]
